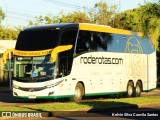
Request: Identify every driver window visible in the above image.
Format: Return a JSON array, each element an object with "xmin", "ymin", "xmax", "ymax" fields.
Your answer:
[{"xmin": 58, "ymin": 29, "xmax": 78, "ymax": 77}]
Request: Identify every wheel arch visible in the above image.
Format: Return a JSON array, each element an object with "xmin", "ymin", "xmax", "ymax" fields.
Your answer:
[{"xmin": 128, "ymin": 80, "xmax": 134, "ymax": 85}]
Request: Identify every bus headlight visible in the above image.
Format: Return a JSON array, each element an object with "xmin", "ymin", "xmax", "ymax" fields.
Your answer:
[
  {"xmin": 46, "ymin": 80, "xmax": 64, "ymax": 88},
  {"xmin": 13, "ymin": 84, "xmax": 19, "ymax": 89}
]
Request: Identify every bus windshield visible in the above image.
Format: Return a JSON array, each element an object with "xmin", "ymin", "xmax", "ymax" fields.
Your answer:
[{"xmin": 14, "ymin": 55, "xmax": 55, "ymax": 82}]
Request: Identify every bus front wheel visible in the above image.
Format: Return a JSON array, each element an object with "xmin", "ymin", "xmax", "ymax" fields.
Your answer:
[{"xmin": 70, "ymin": 83, "xmax": 84, "ymax": 102}]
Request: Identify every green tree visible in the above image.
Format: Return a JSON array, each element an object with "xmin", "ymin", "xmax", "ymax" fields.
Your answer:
[
  {"xmin": 140, "ymin": 3, "xmax": 160, "ymax": 50},
  {"xmin": 114, "ymin": 8, "xmax": 143, "ymax": 31},
  {"xmin": 28, "ymin": 1, "xmax": 117, "ymax": 26},
  {"xmin": 28, "ymin": 14, "xmax": 61, "ymax": 26},
  {"xmin": 0, "ymin": 7, "xmax": 5, "ymax": 25},
  {"xmin": 113, "ymin": 2, "xmax": 160, "ymax": 51},
  {"xmin": 93, "ymin": 0, "xmax": 117, "ymax": 25},
  {"xmin": 0, "ymin": 27, "xmax": 19, "ymax": 40},
  {"xmin": 60, "ymin": 11, "xmax": 90, "ymax": 23}
]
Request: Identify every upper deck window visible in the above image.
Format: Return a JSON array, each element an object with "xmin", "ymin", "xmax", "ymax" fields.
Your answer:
[{"xmin": 16, "ymin": 29, "xmax": 60, "ymax": 51}]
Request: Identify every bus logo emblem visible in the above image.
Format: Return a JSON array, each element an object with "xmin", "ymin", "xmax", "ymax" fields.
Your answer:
[{"xmin": 29, "ymin": 88, "xmax": 34, "ymax": 92}]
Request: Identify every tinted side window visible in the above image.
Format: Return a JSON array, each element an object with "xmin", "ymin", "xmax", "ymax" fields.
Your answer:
[
  {"xmin": 76, "ymin": 31, "xmax": 91, "ymax": 54},
  {"xmin": 76, "ymin": 30, "xmax": 112, "ymax": 54},
  {"xmin": 92, "ymin": 32, "xmax": 112, "ymax": 51}
]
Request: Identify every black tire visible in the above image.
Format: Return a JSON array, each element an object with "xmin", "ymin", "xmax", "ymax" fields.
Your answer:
[
  {"xmin": 70, "ymin": 83, "xmax": 84, "ymax": 102},
  {"xmin": 135, "ymin": 81, "xmax": 142, "ymax": 97},
  {"xmin": 126, "ymin": 82, "xmax": 134, "ymax": 98}
]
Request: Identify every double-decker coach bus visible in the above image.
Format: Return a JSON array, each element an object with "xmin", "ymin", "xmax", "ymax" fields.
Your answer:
[{"xmin": 3, "ymin": 23, "xmax": 157, "ymax": 101}]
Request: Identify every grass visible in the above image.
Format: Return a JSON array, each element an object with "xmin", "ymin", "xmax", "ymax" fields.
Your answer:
[{"xmin": 0, "ymin": 96, "xmax": 160, "ymax": 111}]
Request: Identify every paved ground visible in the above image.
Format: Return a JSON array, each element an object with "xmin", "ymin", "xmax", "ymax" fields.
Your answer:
[{"xmin": 0, "ymin": 87, "xmax": 160, "ymax": 119}]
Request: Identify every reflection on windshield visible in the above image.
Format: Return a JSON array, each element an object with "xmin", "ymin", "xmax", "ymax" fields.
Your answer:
[{"xmin": 14, "ymin": 55, "xmax": 55, "ymax": 81}]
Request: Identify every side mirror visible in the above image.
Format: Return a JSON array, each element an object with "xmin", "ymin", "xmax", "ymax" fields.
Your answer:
[
  {"xmin": 50, "ymin": 45, "xmax": 73, "ymax": 62},
  {"xmin": 2, "ymin": 48, "xmax": 15, "ymax": 64}
]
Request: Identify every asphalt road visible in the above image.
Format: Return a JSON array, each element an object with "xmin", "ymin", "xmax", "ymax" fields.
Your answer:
[
  {"xmin": 1, "ymin": 106, "xmax": 160, "ymax": 120},
  {"xmin": 0, "ymin": 88, "xmax": 160, "ymax": 120}
]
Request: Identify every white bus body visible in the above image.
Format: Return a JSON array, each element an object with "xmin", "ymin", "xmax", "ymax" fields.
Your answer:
[{"xmin": 3, "ymin": 23, "xmax": 157, "ymax": 101}]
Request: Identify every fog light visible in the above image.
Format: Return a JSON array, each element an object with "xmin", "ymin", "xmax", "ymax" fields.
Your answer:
[
  {"xmin": 48, "ymin": 91, "xmax": 54, "ymax": 96},
  {"xmin": 14, "ymin": 92, "xmax": 18, "ymax": 96}
]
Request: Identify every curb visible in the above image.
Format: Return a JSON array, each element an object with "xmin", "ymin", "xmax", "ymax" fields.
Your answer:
[
  {"xmin": 41, "ymin": 103, "xmax": 160, "ymax": 117},
  {"xmin": 138, "ymin": 102, "xmax": 160, "ymax": 108}
]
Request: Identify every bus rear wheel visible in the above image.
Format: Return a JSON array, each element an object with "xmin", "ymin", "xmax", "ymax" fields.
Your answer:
[
  {"xmin": 135, "ymin": 81, "xmax": 142, "ymax": 97},
  {"xmin": 126, "ymin": 82, "xmax": 134, "ymax": 98},
  {"xmin": 70, "ymin": 83, "xmax": 84, "ymax": 102}
]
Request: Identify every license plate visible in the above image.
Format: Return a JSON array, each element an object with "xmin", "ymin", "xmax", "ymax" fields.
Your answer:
[{"xmin": 29, "ymin": 95, "xmax": 36, "ymax": 99}]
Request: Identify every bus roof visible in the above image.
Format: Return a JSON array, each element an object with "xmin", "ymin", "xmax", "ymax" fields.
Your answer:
[
  {"xmin": 24, "ymin": 23, "xmax": 78, "ymax": 31},
  {"xmin": 23, "ymin": 23, "xmax": 143, "ymax": 37},
  {"xmin": 79, "ymin": 23, "xmax": 143, "ymax": 37}
]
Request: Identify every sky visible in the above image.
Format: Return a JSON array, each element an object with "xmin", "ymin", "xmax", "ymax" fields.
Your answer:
[{"xmin": 0, "ymin": 0, "xmax": 156, "ymax": 27}]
